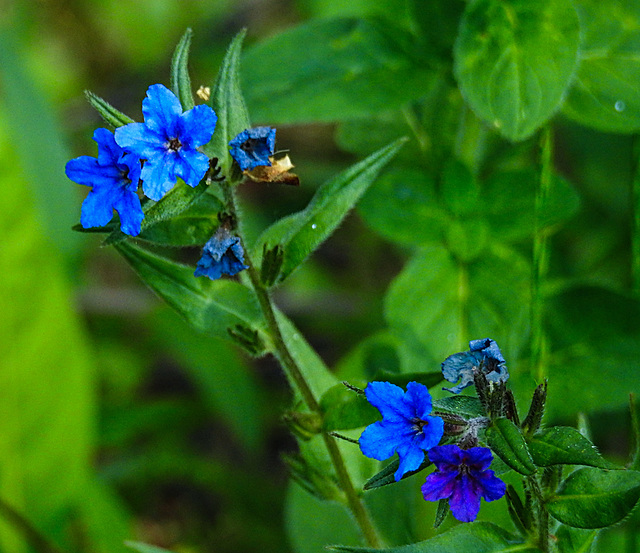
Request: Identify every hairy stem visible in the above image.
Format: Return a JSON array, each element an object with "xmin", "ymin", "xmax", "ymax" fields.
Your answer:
[{"xmin": 223, "ymin": 183, "xmax": 382, "ymax": 548}]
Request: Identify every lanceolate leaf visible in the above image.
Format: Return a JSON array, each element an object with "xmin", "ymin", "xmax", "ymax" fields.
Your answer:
[
  {"xmin": 527, "ymin": 426, "xmax": 617, "ymax": 469},
  {"xmin": 562, "ymin": 0, "xmax": 640, "ymax": 133},
  {"xmin": 85, "ymin": 91, "xmax": 135, "ymax": 128},
  {"xmin": 254, "ymin": 138, "xmax": 406, "ymax": 284},
  {"xmin": 115, "ymin": 241, "xmax": 265, "ymax": 341},
  {"xmin": 170, "ymin": 28, "xmax": 195, "ymax": 111},
  {"xmin": 204, "ymin": 30, "xmax": 251, "ymax": 174},
  {"xmin": 486, "ymin": 417, "xmax": 536, "ymax": 475},
  {"xmin": 320, "ymin": 383, "xmax": 380, "ymax": 431},
  {"xmin": 330, "ymin": 521, "xmax": 539, "ymax": 552},
  {"xmin": 454, "ymin": 0, "xmax": 580, "ymax": 141},
  {"xmin": 547, "ymin": 467, "xmax": 640, "ymax": 529}
]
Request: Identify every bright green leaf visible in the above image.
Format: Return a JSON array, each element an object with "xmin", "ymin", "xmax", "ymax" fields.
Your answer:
[
  {"xmin": 562, "ymin": 0, "xmax": 640, "ymax": 133},
  {"xmin": 527, "ymin": 427, "xmax": 617, "ymax": 469},
  {"xmin": 547, "ymin": 467, "xmax": 640, "ymax": 529},
  {"xmin": 242, "ymin": 18, "xmax": 434, "ymax": 123},
  {"xmin": 454, "ymin": 0, "xmax": 580, "ymax": 141},
  {"xmin": 486, "ymin": 417, "xmax": 536, "ymax": 475},
  {"xmin": 170, "ymin": 28, "xmax": 195, "ymax": 111},
  {"xmin": 320, "ymin": 384, "xmax": 379, "ymax": 431},
  {"xmin": 433, "ymin": 396, "xmax": 486, "ymax": 419},
  {"xmin": 554, "ymin": 525, "xmax": 598, "ymax": 553},
  {"xmin": 85, "ymin": 90, "xmax": 135, "ymax": 128},
  {"xmin": 254, "ymin": 139, "xmax": 405, "ymax": 284}
]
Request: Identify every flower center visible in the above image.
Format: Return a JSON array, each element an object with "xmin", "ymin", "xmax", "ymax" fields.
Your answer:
[
  {"xmin": 241, "ymin": 137, "xmax": 261, "ymax": 153},
  {"xmin": 168, "ymin": 137, "xmax": 182, "ymax": 152},
  {"xmin": 411, "ymin": 418, "xmax": 429, "ymax": 434}
]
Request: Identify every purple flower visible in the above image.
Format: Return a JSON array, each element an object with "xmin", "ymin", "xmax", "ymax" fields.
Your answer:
[
  {"xmin": 421, "ymin": 445, "xmax": 506, "ymax": 522},
  {"xmin": 442, "ymin": 338, "xmax": 509, "ymax": 394},
  {"xmin": 115, "ymin": 84, "xmax": 217, "ymax": 201},
  {"xmin": 194, "ymin": 227, "xmax": 249, "ymax": 280},
  {"xmin": 229, "ymin": 127, "xmax": 276, "ymax": 171},
  {"xmin": 359, "ymin": 381, "xmax": 444, "ymax": 481},
  {"xmin": 65, "ymin": 128, "xmax": 143, "ymax": 236}
]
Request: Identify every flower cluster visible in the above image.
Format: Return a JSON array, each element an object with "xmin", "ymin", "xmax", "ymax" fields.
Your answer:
[
  {"xmin": 66, "ymin": 84, "xmax": 279, "ymax": 281},
  {"xmin": 358, "ymin": 339, "xmax": 508, "ymax": 523}
]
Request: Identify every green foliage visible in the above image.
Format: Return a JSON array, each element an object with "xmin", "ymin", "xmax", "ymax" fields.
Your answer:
[
  {"xmin": 486, "ymin": 418, "xmax": 537, "ymax": 476},
  {"xmin": 170, "ymin": 28, "xmax": 195, "ymax": 111}
]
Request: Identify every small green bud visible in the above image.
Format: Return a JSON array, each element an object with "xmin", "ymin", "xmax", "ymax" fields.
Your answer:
[
  {"xmin": 283, "ymin": 410, "xmax": 323, "ymax": 441},
  {"xmin": 227, "ymin": 324, "xmax": 265, "ymax": 356},
  {"xmin": 522, "ymin": 380, "xmax": 548, "ymax": 436},
  {"xmin": 260, "ymin": 244, "xmax": 284, "ymax": 287}
]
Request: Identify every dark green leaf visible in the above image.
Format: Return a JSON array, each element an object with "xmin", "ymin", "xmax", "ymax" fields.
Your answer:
[
  {"xmin": 547, "ymin": 467, "xmax": 640, "ymax": 529},
  {"xmin": 115, "ymin": 241, "xmax": 265, "ymax": 341},
  {"xmin": 242, "ymin": 18, "xmax": 434, "ymax": 123},
  {"xmin": 373, "ymin": 371, "xmax": 444, "ymax": 390},
  {"xmin": 363, "ymin": 457, "xmax": 431, "ymax": 491},
  {"xmin": 254, "ymin": 139, "xmax": 406, "ymax": 284},
  {"xmin": 486, "ymin": 417, "xmax": 536, "ymax": 475},
  {"xmin": 320, "ymin": 383, "xmax": 379, "ymax": 431},
  {"xmin": 454, "ymin": 0, "xmax": 580, "ymax": 140},
  {"xmin": 562, "ymin": 0, "xmax": 640, "ymax": 133},
  {"xmin": 554, "ymin": 525, "xmax": 598, "ymax": 553},
  {"xmin": 204, "ymin": 30, "xmax": 251, "ymax": 175},
  {"xmin": 85, "ymin": 90, "xmax": 135, "ymax": 128},
  {"xmin": 126, "ymin": 542, "xmax": 176, "ymax": 553},
  {"xmin": 170, "ymin": 28, "xmax": 195, "ymax": 111},
  {"xmin": 527, "ymin": 427, "xmax": 617, "ymax": 469},
  {"xmin": 330, "ymin": 521, "xmax": 539, "ymax": 552},
  {"xmin": 432, "ymin": 396, "xmax": 486, "ymax": 419}
]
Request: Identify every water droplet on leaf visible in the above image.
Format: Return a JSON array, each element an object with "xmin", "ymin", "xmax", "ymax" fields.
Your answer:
[
  {"xmin": 615, "ymin": 100, "xmax": 626, "ymax": 112},
  {"xmin": 311, "ymin": 223, "xmax": 317, "ymax": 229}
]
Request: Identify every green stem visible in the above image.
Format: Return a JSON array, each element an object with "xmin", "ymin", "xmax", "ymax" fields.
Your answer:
[
  {"xmin": 0, "ymin": 497, "xmax": 65, "ymax": 553},
  {"xmin": 223, "ymin": 183, "xmax": 382, "ymax": 548},
  {"xmin": 531, "ymin": 127, "xmax": 553, "ymax": 381},
  {"xmin": 526, "ymin": 476, "xmax": 549, "ymax": 553}
]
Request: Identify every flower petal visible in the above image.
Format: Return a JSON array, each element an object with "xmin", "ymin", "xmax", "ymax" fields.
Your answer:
[
  {"xmin": 142, "ymin": 84, "xmax": 183, "ymax": 136},
  {"xmin": 115, "ymin": 123, "xmax": 166, "ymax": 159},
  {"xmin": 449, "ymin": 474, "xmax": 482, "ymax": 522},
  {"xmin": 113, "ymin": 189, "xmax": 144, "ymax": 236},
  {"xmin": 477, "ymin": 470, "xmax": 506, "ymax": 502},
  {"xmin": 65, "ymin": 156, "xmax": 105, "ymax": 186},
  {"xmin": 404, "ymin": 381, "xmax": 433, "ymax": 419},
  {"xmin": 93, "ymin": 127, "xmax": 121, "ymax": 165},
  {"xmin": 176, "ymin": 147, "xmax": 210, "ymax": 187},
  {"xmin": 395, "ymin": 437, "xmax": 428, "ymax": 480},
  {"xmin": 364, "ymin": 381, "xmax": 413, "ymax": 421},
  {"xmin": 415, "ymin": 415, "xmax": 444, "ymax": 451},
  {"xmin": 178, "ymin": 104, "xmax": 217, "ymax": 148},
  {"xmin": 140, "ymin": 155, "xmax": 178, "ymax": 201},
  {"xmin": 428, "ymin": 444, "xmax": 464, "ymax": 470},
  {"xmin": 80, "ymin": 188, "xmax": 118, "ymax": 229},
  {"xmin": 421, "ymin": 470, "xmax": 458, "ymax": 501},
  {"xmin": 359, "ymin": 420, "xmax": 410, "ymax": 462},
  {"xmin": 463, "ymin": 446, "xmax": 494, "ymax": 472}
]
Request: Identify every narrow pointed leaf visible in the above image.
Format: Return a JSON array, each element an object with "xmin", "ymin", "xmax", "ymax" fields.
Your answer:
[
  {"xmin": 115, "ymin": 241, "xmax": 264, "ymax": 341},
  {"xmin": 170, "ymin": 28, "xmax": 195, "ymax": 111},
  {"xmin": 527, "ymin": 427, "xmax": 618, "ymax": 469},
  {"xmin": 454, "ymin": 0, "xmax": 580, "ymax": 141},
  {"xmin": 363, "ymin": 457, "xmax": 431, "ymax": 491},
  {"xmin": 254, "ymin": 138, "xmax": 406, "ymax": 284},
  {"xmin": 85, "ymin": 90, "xmax": 134, "ymax": 127},
  {"xmin": 486, "ymin": 417, "xmax": 536, "ymax": 475},
  {"xmin": 320, "ymin": 383, "xmax": 379, "ymax": 431},
  {"xmin": 204, "ymin": 30, "xmax": 251, "ymax": 174},
  {"xmin": 330, "ymin": 521, "xmax": 540, "ymax": 552},
  {"xmin": 547, "ymin": 467, "xmax": 640, "ymax": 529}
]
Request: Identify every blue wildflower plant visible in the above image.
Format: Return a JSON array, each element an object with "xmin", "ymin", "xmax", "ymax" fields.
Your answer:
[
  {"xmin": 441, "ymin": 338, "xmax": 509, "ymax": 394},
  {"xmin": 194, "ymin": 226, "xmax": 249, "ymax": 280},
  {"xmin": 421, "ymin": 445, "xmax": 506, "ymax": 522},
  {"xmin": 229, "ymin": 126, "xmax": 276, "ymax": 171},
  {"xmin": 115, "ymin": 84, "xmax": 218, "ymax": 201},
  {"xmin": 65, "ymin": 128, "xmax": 144, "ymax": 236},
  {"xmin": 359, "ymin": 381, "xmax": 444, "ymax": 481}
]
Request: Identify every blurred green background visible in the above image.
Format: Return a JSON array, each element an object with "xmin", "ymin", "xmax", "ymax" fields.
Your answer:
[{"xmin": 1, "ymin": 1, "xmax": 638, "ymax": 553}]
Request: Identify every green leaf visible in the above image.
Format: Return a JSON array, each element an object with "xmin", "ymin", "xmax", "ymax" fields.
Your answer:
[
  {"xmin": 486, "ymin": 417, "xmax": 536, "ymax": 475},
  {"xmin": 254, "ymin": 138, "xmax": 405, "ymax": 284},
  {"xmin": 527, "ymin": 427, "xmax": 617, "ymax": 469},
  {"xmin": 85, "ymin": 90, "xmax": 134, "ymax": 128},
  {"xmin": 363, "ymin": 457, "xmax": 432, "ymax": 491},
  {"xmin": 204, "ymin": 30, "xmax": 251, "ymax": 175},
  {"xmin": 547, "ymin": 467, "xmax": 640, "ymax": 529},
  {"xmin": 562, "ymin": 0, "xmax": 640, "ymax": 133},
  {"xmin": 554, "ymin": 525, "xmax": 598, "ymax": 553},
  {"xmin": 454, "ymin": 0, "xmax": 580, "ymax": 141},
  {"xmin": 330, "ymin": 521, "xmax": 539, "ymax": 552},
  {"xmin": 170, "ymin": 28, "xmax": 195, "ymax": 111},
  {"xmin": 115, "ymin": 241, "xmax": 265, "ymax": 341},
  {"xmin": 242, "ymin": 18, "xmax": 434, "ymax": 123},
  {"xmin": 432, "ymin": 396, "xmax": 486, "ymax": 419},
  {"xmin": 320, "ymin": 384, "xmax": 379, "ymax": 431},
  {"xmin": 126, "ymin": 542, "xmax": 176, "ymax": 553}
]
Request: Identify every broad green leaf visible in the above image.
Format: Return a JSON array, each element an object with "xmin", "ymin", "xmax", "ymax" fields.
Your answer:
[
  {"xmin": 562, "ymin": 0, "xmax": 640, "ymax": 133},
  {"xmin": 334, "ymin": 332, "xmax": 402, "ymax": 382},
  {"xmin": 242, "ymin": 18, "xmax": 434, "ymax": 123},
  {"xmin": 204, "ymin": 30, "xmax": 251, "ymax": 175},
  {"xmin": 554, "ymin": 525, "xmax": 598, "ymax": 553},
  {"xmin": 254, "ymin": 139, "xmax": 405, "ymax": 284},
  {"xmin": 385, "ymin": 244, "xmax": 530, "ymax": 367},
  {"xmin": 85, "ymin": 91, "xmax": 135, "ymax": 127},
  {"xmin": 330, "ymin": 521, "xmax": 539, "ymax": 552},
  {"xmin": 527, "ymin": 427, "xmax": 617, "ymax": 469},
  {"xmin": 432, "ymin": 396, "xmax": 486, "ymax": 419},
  {"xmin": 115, "ymin": 241, "xmax": 265, "ymax": 342},
  {"xmin": 320, "ymin": 383, "xmax": 379, "ymax": 431},
  {"xmin": 547, "ymin": 467, "xmax": 640, "ymax": 529},
  {"xmin": 454, "ymin": 0, "xmax": 580, "ymax": 141},
  {"xmin": 486, "ymin": 418, "xmax": 536, "ymax": 475},
  {"xmin": 170, "ymin": 28, "xmax": 195, "ymax": 111}
]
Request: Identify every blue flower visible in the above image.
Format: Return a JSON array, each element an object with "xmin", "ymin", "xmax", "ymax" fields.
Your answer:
[
  {"xmin": 421, "ymin": 444, "xmax": 506, "ymax": 522},
  {"xmin": 359, "ymin": 381, "xmax": 444, "ymax": 481},
  {"xmin": 194, "ymin": 227, "xmax": 249, "ymax": 280},
  {"xmin": 229, "ymin": 127, "xmax": 276, "ymax": 171},
  {"xmin": 442, "ymin": 338, "xmax": 509, "ymax": 394},
  {"xmin": 115, "ymin": 84, "xmax": 217, "ymax": 201},
  {"xmin": 65, "ymin": 128, "xmax": 143, "ymax": 236}
]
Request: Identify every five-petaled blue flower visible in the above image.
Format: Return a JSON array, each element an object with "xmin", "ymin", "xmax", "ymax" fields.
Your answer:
[
  {"xmin": 65, "ymin": 128, "xmax": 144, "ymax": 236},
  {"xmin": 441, "ymin": 338, "xmax": 509, "ymax": 394},
  {"xmin": 421, "ymin": 444, "xmax": 506, "ymax": 522},
  {"xmin": 194, "ymin": 227, "xmax": 249, "ymax": 280},
  {"xmin": 115, "ymin": 84, "xmax": 217, "ymax": 201},
  {"xmin": 359, "ymin": 381, "xmax": 444, "ymax": 481},
  {"xmin": 229, "ymin": 126, "xmax": 276, "ymax": 171}
]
